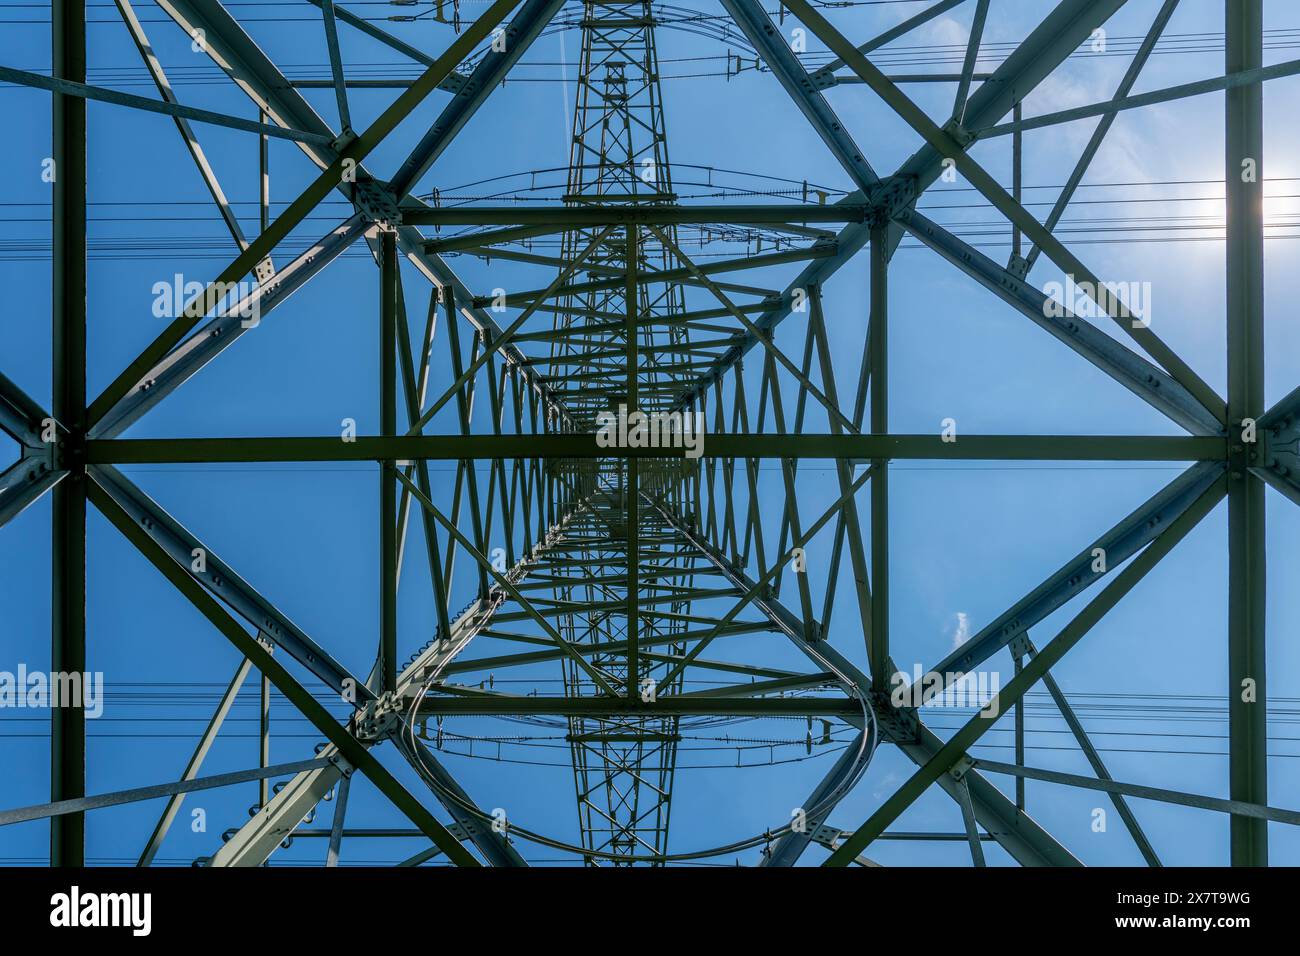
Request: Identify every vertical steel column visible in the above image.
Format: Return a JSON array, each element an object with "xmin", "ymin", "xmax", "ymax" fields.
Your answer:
[
  {"xmin": 626, "ymin": 224, "xmax": 640, "ymax": 698},
  {"xmin": 1011, "ymin": 102, "xmax": 1022, "ymax": 266},
  {"xmin": 258, "ymin": 113, "xmax": 271, "ymax": 810},
  {"xmin": 869, "ymin": 225, "xmax": 889, "ymax": 689},
  {"xmin": 1013, "ymin": 647, "xmax": 1025, "ymax": 810},
  {"xmin": 1225, "ymin": 0, "xmax": 1267, "ymax": 866},
  {"xmin": 380, "ymin": 230, "xmax": 398, "ymax": 693},
  {"xmin": 50, "ymin": 0, "xmax": 86, "ymax": 868},
  {"xmin": 259, "ymin": 114, "xmax": 269, "ymax": 237},
  {"xmin": 325, "ymin": 775, "xmax": 350, "ymax": 867},
  {"xmin": 259, "ymin": 653, "xmax": 270, "ymax": 809},
  {"xmin": 1009, "ymin": 93, "xmax": 1025, "ymax": 811}
]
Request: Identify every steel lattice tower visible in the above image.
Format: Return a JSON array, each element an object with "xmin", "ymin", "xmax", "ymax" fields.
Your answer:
[
  {"xmin": 552, "ymin": 0, "xmax": 689, "ymax": 864},
  {"xmin": 1, "ymin": 0, "xmax": 1296, "ymax": 870}
]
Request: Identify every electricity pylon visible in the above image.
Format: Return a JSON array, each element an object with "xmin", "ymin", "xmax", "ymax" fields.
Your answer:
[
  {"xmin": 2, "ymin": 0, "xmax": 1292, "ymax": 869},
  {"xmin": 551, "ymin": 0, "xmax": 690, "ymax": 865}
]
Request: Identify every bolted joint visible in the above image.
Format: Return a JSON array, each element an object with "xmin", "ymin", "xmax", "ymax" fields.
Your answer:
[
  {"xmin": 867, "ymin": 175, "xmax": 916, "ymax": 229},
  {"xmin": 350, "ymin": 175, "xmax": 403, "ymax": 227},
  {"xmin": 1007, "ymin": 631, "xmax": 1033, "ymax": 660},
  {"xmin": 1228, "ymin": 424, "xmax": 1256, "ymax": 480},
  {"xmin": 947, "ymin": 754, "xmax": 977, "ymax": 782},
  {"xmin": 940, "ymin": 117, "xmax": 975, "ymax": 148},
  {"xmin": 871, "ymin": 688, "xmax": 921, "ymax": 744},
  {"xmin": 53, "ymin": 428, "xmax": 86, "ymax": 472},
  {"xmin": 1255, "ymin": 415, "xmax": 1300, "ymax": 491},
  {"xmin": 352, "ymin": 691, "xmax": 405, "ymax": 742},
  {"xmin": 329, "ymin": 128, "xmax": 358, "ymax": 154}
]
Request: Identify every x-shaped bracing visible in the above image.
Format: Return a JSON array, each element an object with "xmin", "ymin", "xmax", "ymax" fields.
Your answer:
[{"xmin": 7, "ymin": 0, "xmax": 1298, "ymax": 867}]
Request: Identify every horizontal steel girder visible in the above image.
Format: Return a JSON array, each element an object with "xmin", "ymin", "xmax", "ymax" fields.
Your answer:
[
  {"xmin": 86, "ymin": 434, "xmax": 1226, "ymax": 463},
  {"xmin": 417, "ymin": 696, "xmax": 861, "ymax": 716},
  {"xmin": 404, "ymin": 203, "xmax": 868, "ymax": 227}
]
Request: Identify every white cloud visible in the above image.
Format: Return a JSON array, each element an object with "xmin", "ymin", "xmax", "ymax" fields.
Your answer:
[
  {"xmin": 871, "ymin": 769, "xmax": 902, "ymax": 800},
  {"xmin": 921, "ymin": 15, "xmax": 969, "ymax": 49},
  {"xmin": 950, "ymin": 611, "xmax": 971, "ymax": 649}
]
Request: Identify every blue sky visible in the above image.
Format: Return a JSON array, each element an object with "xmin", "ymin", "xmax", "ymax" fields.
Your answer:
[{"xmin": 1, "ymin": 0, "xmax": 1299, "ymax": 866}]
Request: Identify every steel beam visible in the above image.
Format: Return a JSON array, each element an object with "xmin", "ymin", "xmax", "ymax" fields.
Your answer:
[
  {"xmin": 678, "ymin": 0, "xmax": 1125, "ymax": 407},
  {"xmin": 302, "ymin": 0, "xmax": 463, "ymax": 83},
  {"xmin": 0, "ymin": 65, "xmax": 333, "ymax": 147},
  {"xmin": 1020, "ymin": 0, "xmax": 1181, "ymax": 275},
  {"xmin": 826, "ymin": 475, "xmax": 1225, "ymax": 865},
  {"xmin": 417, "ymin": 696, "xmax": 861, "ymax": 716},
  {"xmin": 0, "ymin": 465, "xmax": 63, "ymax": 531},
  {"xmin": 400, "ymin": 736, "xmax": 529, "ymax": 867},
  {"xmin": 0, "ymin": 371, "xmax": 49, "ymax": 449},
  {"xmin": 90, "ymin": 215, "xmax": 369, "ymax": 439},
  {"xmin": 893, "ymin": 716, "xmax": 1079, "ymax": 867},
  {"xmin": 869, "ymin": 226, "xmax": 889, "ymax": 688},
  {"xmin": 929, "ymin": 462, "xmax": 1224, "ymax": 689},
  {"xmin": 209, "ymin": 526, "xmax": 578, "ymax": 866},
  {"xmin": 318, "ymin": 0, "xmax": 352, "ymax": 134},
  {"xmin": 761, "ymin": 730, "xmax": 867, "ymax": 866},
  {"xmin": 88, "ymin": 0, "xmax": 523, "ymax": 427},
  {"xmin": 950, "ymin": 0, "xmax": 989, "ymax": 125},
  {"xmin": 980, "ymin": 58, "xmax": 1300, "ymax": 139},
  {"xmin": 387, "ymin": 0, "xmax": 566, "ymax": 200},
  {"xmin": 785, "ymin": 0, "xmax": 1227, "ymax": 427},
  {"xmin": 90, "ymin": 465, "xmax": 371, "ymax": 701},
  {"xmin": 324, "ymin": 773, "xmax": 350, "ymax": 867},
  {"xmin": 1023, "ymin": 638, "xmax": 1161, "ymax": 866},
  {"xmin": 1, "ymin": 759, "xmax": 329, "ymax": 827},
  {"xmin": 973, "ymin": 760, "xmax": 1300, "ymax": 827},
  {"xmin": 50, "ymin": 0, "xmax": 86, "ymax": 868},
  {"xmin": 894, "ymin": 207, "xmax": 1222, "ymax": 436},
  {"xmin": 1225, "ymin": 0, "xmax": 1268, "ymax": 867},
  {"xmin": 151, "ymin": 0, "xmax": 340, "ymax": 167},
  {"xmin": 87, "ymin": 433, "xmax": 1226, "ymax": 464},
  {"xmin": 113, "ymin": 0, "xmax": 252, "ymax": 250},
  {"xmin": 138, "ymin": 656, "xmax": 258, "ymax": 866},
  {"xmin": 406, "ymin": 204, "xmax": 869, "ymax": 227},
  {"xmin": 87, "ymin": 478, "xmax": 479, "ymax": 866},
  {"xmin": 809, "ymin": 0, "xmax": 965, "ymax": 83},
  {"xmin": 655, "ymin": 495, "xmax": 1076, "ymax": 867},
  {"xmin": 380, "ymin": 229, "xmax": 399, "ymax": 693},
  {"xmin": 719, "ymin": 0, "xmax": 878, "ymax": 192}
]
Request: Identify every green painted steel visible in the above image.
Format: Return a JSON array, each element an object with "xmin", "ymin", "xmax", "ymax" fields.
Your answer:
[{"xmin": 7, "ymin": 0, "xmax": 1292, "ymax": 870}]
